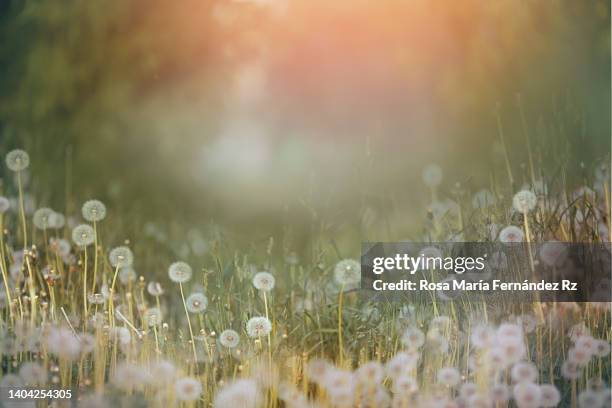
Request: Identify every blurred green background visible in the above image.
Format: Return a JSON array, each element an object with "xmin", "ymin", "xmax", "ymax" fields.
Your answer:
[{"xmin": 0, "ymin": 0, "xmax": 609, "ymax": 248}]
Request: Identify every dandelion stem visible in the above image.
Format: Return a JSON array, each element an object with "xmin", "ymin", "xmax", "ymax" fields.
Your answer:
[
  {"xmin": 180, "ymin": 282, "xmax": 198, "ymax": 366},
  {"xmin": 338, "ymin": 283, "xmax": 345, "ymax": 367}
]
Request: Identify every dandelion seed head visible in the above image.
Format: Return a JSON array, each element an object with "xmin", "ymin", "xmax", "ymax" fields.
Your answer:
[
  {"xmin": 511, "ymin": 362, "xmax": 538, "ymax": 383},
  {"xmin": 19, "ymin": 362, "xmax": 47, "ymax": 385},
  {"xmin": 147, "ymin": 281, "xmax": 164, "ymax": 296},
  {"xmin": 186, "ymin": 292, "xmax": 208, "ymax": 313},
  {"xmin": 49, "ymin": 211, "xmax": 65, "ymax": 229},
  {"xmin": 499, "ymin": 226, "xmax": 524, "ymax": 244},
  {"xmin": 392, "ymin": 374, "xmax": 418, "ymax": 395},
  {"xmin": 175, "ymin": 377, "xmax": 202, "ymax": 402},
  {"xmin": 109, "ymin": 246, "xmax": 134, "ymax": 268},
  {"xmin": 568, "ymin": 347, "xmax": 592, "ymax": 366},
  {"xmin": 112, "ymin": 362, "xmax": 150, "ymax": 391},
  {"xmin": 6, "ymin": 149, "xmax": 30, "ymax": 172},
  {"xmin": 334, "ymin": 259, "xmax": 361, "ymax": 287},
  {"xmin": 513, "ymin": 190, "xmax": 537, "ymax": 214},
  {"xmin": 219, "ymin": 329, "xmax": 240, "ymax": 348},
  {"xmin": 561, "ymin": 360, "xmax": 582, "ymax": 380},
  {"xmin": 594, "ymin": 339, "xmax": 610, "ymax": 357},
  {"xmin": 491, "ymin": 384, "xmax": 510, "ymax": 403},
  {"xmin": 574, "ymin": 335, "xmax": 597, "ymax": 355},
  {"xmin": 385, "ymin": 351, "xmax": 419, "ymax": 378},
  {"xmin": 577, "ymin": 390, "xmax": 604, "ymax": 408},
  {"xmin": 401, "ymin": 326, "xmax": 425, "ymax": 350},
  {"xmin": 213, "ymin": 379, "xmax": 261, "ymax": 408},
  {"xmin": 436, "ymin": 367, "xmax": 461, "ymax": 387},
  {"xmin": 539, "ymin": 241, "xmax": 568, "ymax": 267},
  {"xmin": 472, "ymin": 189, "xmax": 496, "ymax": 208},
  {"xmin": 356, "ymin": 361, "xmax": 384, "ymax": 384},
  {"xmin": 305, "ymin": 359, "xmax": 332, "ymax": 384},
  {"xmin": 252, "ymin": 271, "xmax": 275, "ymax": 291},
  {"xmin": 72, "ymin": 224, "xmax": 95, "ymax": 247},
  {"xmin": 33, "ymin": 207, "xmax": 54, "ymax": 230},
  {"xmin": 46, "ymin": 327, "xmax": 81, "ymax": 361},
  {"xmin": 471, "ymin": 324, "xmax": 496, "ymax": 349},
  {"xmin": 82, "ymin": 199, "xmax": 107, "ymax": 222},
  {"xmin": 459, "ymin": 382, "xmax": 478, "ymax": 400},
  {"xmin": 168, "ymin": 261, "xmax": 192, "ymax": 283},
  {"xmin": 246, "ymin": 316, "xmax": 272, "ymax": 338},
  {"xmin": 143, "ymin": 307, "xmax": 163, "ymax": 327},
  {"xmin": 149, "ymin": 360, "xmax": 177, "ymax": 386},
  {"xmin": 538, "ymin": 384, "xmax": 560, "ymax": 407},
  {"xmin": 513, "ymin": 382, "xmax": 541, "ymax": 408}
]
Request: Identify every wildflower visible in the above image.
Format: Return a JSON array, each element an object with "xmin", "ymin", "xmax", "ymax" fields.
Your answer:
[
  {"xmin": 511, "ymin": 362, "xmax": 538, "ymax": 383},
  {"xmin": 538, "ymin": 384, "xmax": 561, "ymax": 407},
  {"xmin": 574, "ymin": 335, "xmax": 597, "ymax": 355},
  {"xmin": 513, "ymin": 190, "xmax": 537, "ymax": 214},
  {"xmin": 186, "ymin": 292, "xmax": 208, "ymax": 313},
  {"xmin": 497, "ymin": 323, "xmax": 523, "ymax": 340},
  {"xmin": 87, "ymin": 293, "xmax": 104, "ymax": 305},
  {"xmin": 175, "ymin": 377, "xmax": 202, "ymax": 402},
  {"xmin": 19, "ymin": 362, "xmax": 47, "ymax": 385},
  {"xmin": 491, "ymin": 384, "xmax": 510, "ymax": 403},
  {"xmin": 392, "ymin": 374, "xmax": 418, "ymax": 395},
  {"xmin": 578, "ymin": 390, "xmax": 604, "ymax": 408},
  {"xmin": 513, "ymin": 382, "xmax": 541, "ymax": 408},
  {"xmin": 594, "ymin": 339, "xmax": 611, "ymax": 357},
  {"xmin": 246, "ymin": 316, "xmax": 272, "ymax": 338},
  {"xmin": 252, "ymin": 271, "xmax": 275, "ymax": 291},
  {"xmin": 112, "ymin": 362, "xmax": 150, "ymax": 391},
  {"xmin": 334, "ymin": 259, "xmax": 361, "ymax": 287},
  {"xmin": 467, "ymin": 394, "xmax": 493, "ymax": 408},
  {"xmin": 79, "ymin": 333, "xmax": 96, "ymax": 354},
  {"xmin": 143, "ymin": 307, "xmax": 163, "ymax": 327},
  {"xmin": 82, "ymin": 199, "xmax": 107, "ymax": 222},
  {"xmin": 306, "ymin": 359, "xmax": 332, "ymax": 385},
  {"xmin": 46, "ymin": 327, "xmax": 81, "ymax": 361},
  {"xmin": 149, "ymin": 360, "xmax": 177, "ymax": 386},
  {"xmin": 33, "ymin": 207, "xmax": 54, "ymax": 230},
  {"xmin": 109, "ymin": 246, "xmax": 134, "ymax": 268},
  {"xmin": 147, "ymin": 281, "xmax": 164, "ymax": 296},
  {"xmin": 499, "ymin": 226, "xmax": 524, "ymax": 244},
  {"xmin": 436, "ymin": 367, "xmax": 461, "ymax": 387},
  {"xmin": 470, "ymin": 324, "xmax": 496, "ymax": 349},
  {"xmin": 587, "ymin": 377, "xmax": 606, "ymax": 392},
  {"xmin": 6, "ymin": 149, "xmax": 30, "ymax": 171},
  {"xmin": 422, "ymin": 164, "xmax": 443, "ymax": 187},
  {"xmin": 168, "ymin": 261, "xmax": 192, "ymax": 283},
  {"xmin": 401, "ymin": 327, "xmax": 425, "ymax": 349},
  {"xmin": 119, "ymin": 267, "xmax": 136, "ymax": 284},
  {"xmin": 355, "ymin": 361, "xmax": 384, "ymax": 385},
  {"xmin": 459, "ymin": 382, "xmax": 478, "ymax": 400},
  {"xmin": 561, "ymin": 360, "xmax": 582, "ymax": 380},
  {"xmin": 72, "ymin": 224, "xmax": 95, "ymax": 247},
  {"xmin": 49, "ymin": 211, "xmax": 65, "ymax": 229},
  {"xmin": 385, "ymin": 351, "xmax": 419, "ymax": 378},
  {"xmin": 219, "ymin": 329, "xmax": 240, "ymax": 348},
  {"xmin": 539, "ymin": 241, "xmax": 568, "ymax": 267},
  {"xmin": 213, "ymin": 379, "xmax": 261, "ymax": 408},
  {"xmin": 568, "ymin": 347, "xmax": 592, "ymax": 366},
  {"xmin": 498, "ymin": 337, "xmax": 526, "ymax": 365}
]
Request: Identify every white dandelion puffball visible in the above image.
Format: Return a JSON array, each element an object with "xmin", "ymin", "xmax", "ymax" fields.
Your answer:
[
  {"xmin": 0, "ymin": 196, "xmax": 10, "ymax": 213},
  {"xmin": 401, "ymin": 326, "xmax": 425, "ymax": 349},
  {"xmin": 472, "ymin": 189, "xmax": 496, "ymax": 208},
  {"xmin": 109, "ymin": 246, "xmax": 134, "ymax": 268},
  {"xmin": 539, "ymin": 384, "xmax": 561, "ymax": 407},
  {"xmin": 82, "ymin": 199, "xmax": 107, "ymax": 222},
  {"xmin": 253, "ymin": 271, "xmax": 275, "ymax": 291},
  {"xmin": 512, "ymin": 190, "xmax": 537, "ymax": 214},
  {"xmin": 436, "ymin": 367, "xmax": 461, "ymax": 387},
  {"xmin": 538, "ymin": 241, "xmax": 568, "ymax": 267},
  {"xmin": 422, "ymin": 163, "xmax": 443, "ymax": 187},
  {"xmin": 19, "ymin": 362, "xmax": 47, "ymax": 386},
  {"xmin": 175, "ymin": 377, "xmax": 202, "ymax": 402},
  {"xmin": 246, "ymin": 316, "xmax": 272, "ymax": 338},
  {"xmin": 33, "ymin": 207, "xmax": 54, "ymax": 230},
  {"xmin": 119, "ymin": 267, "xmax": 137, "ymax": 284},
  {"xmin": 147, "ymin": 281, "xmax": 164, "ymax": 296},
  {"xmin": 186, "ymin": 292, "xmax": 208, "ymax": 313},
  {"xmin": 168, "ymin": 261, "xmax": 192, "ymax": 283},
  {"xmin": 513, "ymin": 382, "xmax": 542, "ymax": 408},
  {"xmin": 48, "ymin": 211, "xmax": 65, "ymax": 229},
  {"xmin": 334, "ymin": 259, "xmax": 361, "ymax": 286},
  {"xmin": 511, "ymin": 362, "xmax": 538, "ymax": 383},
  {"xmin": 143, "ymin": 307, "xmax": 163, "ymax": 326},
  {"xmin": 213, "ymin": 379, "xmax": 261, "ymax": 408},
  {"xmin": 6, "ymin": 149, "xmax": 30, "ymax": 171},
  {"xmin": 499, "ymin": 225, "xmax": 524, "ymax": 244},
  {"xmin": 219, "ymin": 329, "xmax": 240, "ymax": 348},
  {"xmin": 72, "ymin": 224, "xmax": 95, "ymax": 247}
]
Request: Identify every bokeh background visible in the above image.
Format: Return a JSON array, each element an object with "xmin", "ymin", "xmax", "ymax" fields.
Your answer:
[{"xmin": 0, "ymin": 0, "xmax": 609, "ymax": 248}]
